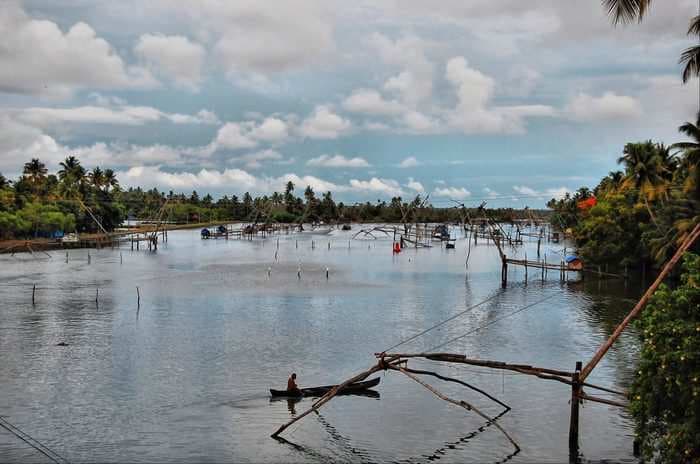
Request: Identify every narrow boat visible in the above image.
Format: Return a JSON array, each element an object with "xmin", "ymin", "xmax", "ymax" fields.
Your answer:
[{"xmin": 269, "ymin": 377, "xmax": 380, "ymax": 397}]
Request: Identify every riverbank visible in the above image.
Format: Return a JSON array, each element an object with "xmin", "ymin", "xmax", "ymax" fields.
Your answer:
[{"xmin": 0, "ymin": 221, "xmax": 228, "ymax": 254}]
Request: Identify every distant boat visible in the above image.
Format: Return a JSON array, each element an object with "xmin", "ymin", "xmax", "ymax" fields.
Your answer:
[
  {"xmin": 61, "ymin": 233, "xmax": 79, "ymax": 243},
  {"xmin": 270, "ymin": 377, "xmax": 380, "ymax": 398},
  {"xmin": 298, "ymin": 227, "xmax": 332, "ymax": 235}
]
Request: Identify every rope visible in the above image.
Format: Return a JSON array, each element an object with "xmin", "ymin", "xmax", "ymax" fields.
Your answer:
[
  {"xmin": 0, "ymin": 415, "xmax": 70, "ymax": 464},
  {"xmin": 381, "ymin": 291, "xmax": 502, "ymax": 353},
  {"xmin": 427, "ymin": 292, "xmax": 558, "ymax": 352}
]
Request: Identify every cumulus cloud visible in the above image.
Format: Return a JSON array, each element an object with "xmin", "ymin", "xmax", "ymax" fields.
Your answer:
[
  {"xmin": 349, "ymin": 177, "xmax": 404, "ymax": 196},
  {"xmin": 405, "ymin": 177, "xmax": 425, "ymax": 193},
  {"xmin": 250, "ymin": 117, "xmax": 289, "ymax": 142},
  {"xmin": 513, "ymin": 185, "xmax": 570, "ymax": 199},
  {"xmin": 398, "ymin": 156, "xmax": 421, "ymax": 168},
  {"xmin": 306, "ymin": 154, "xmax": 370, "ymax": 168},
  {"xmin": 0, "ymin": 2, "xmax": 157, "ymax": 98},
  {"xmin": 445, "ymin": 56, "xmax": 555, "ymax": 134},
  {"xmin": 342, "ymin": 89, "xmax": 404, "ymax": 116},
  {"xmin": 299, "ymin": 105, "xmax": 351, "ymax": 139},
  {"xmin": 203, "ymin": 0, "xmax": 334, "ymax": 76},
  {"xmin": 209, "ymin": 122, "xmax": 258, "ymax": 151},
  {"xmin": 565, "ymin": 92, "xmax": 643, "ymax": 121},
  {"xmin": 433, "ymin": 186, "xmax": 471, "ymax": 199},
  {"xmin": 134, "ymin": 34, "xmax": 205, "ymax": 91},
  {"xmin": 232, "ymin": 149, "xmax": 284, "ymax": 169}
]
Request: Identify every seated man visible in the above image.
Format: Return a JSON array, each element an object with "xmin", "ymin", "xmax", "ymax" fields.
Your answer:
[{"xmin": 287, "ymin": 373, "xmax": 301, "ymax": 396}]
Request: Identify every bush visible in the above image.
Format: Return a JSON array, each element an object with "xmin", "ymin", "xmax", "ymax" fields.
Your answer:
[{"xmin": 630, "ymin": 253, "xmax": 700, "ymax": 462}]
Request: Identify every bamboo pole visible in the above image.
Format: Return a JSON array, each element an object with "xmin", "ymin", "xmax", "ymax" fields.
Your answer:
[
  {"xmin": 580, "ymin": 223, "xmax": 700, "ymax": 381},
  {"xmin": 579, "ymin": 392, "xmax": 627, "ymax": 408},
  {"xmin": 392, "ymin": 365, "xmax": 520, "ymax": 453},
  {"xmin": 399, "ymin": 366, "xmax": 510, "ymax": 412}
]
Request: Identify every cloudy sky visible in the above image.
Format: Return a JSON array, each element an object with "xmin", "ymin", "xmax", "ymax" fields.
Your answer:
[{"xmin": 0, "ymin": 0, "xmax": 697, "ymax": 206}]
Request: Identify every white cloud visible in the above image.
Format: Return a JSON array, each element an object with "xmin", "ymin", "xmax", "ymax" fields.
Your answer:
[
  {"xmin": 306, "ymin": 154, "xmax": 370, "ymax": 168},
  {"xmin": 483, "ymin": 187, "xmax": 499, "ymax": 198},
  {"xmin": 134, "ymin": 34, "xmax": 205, "ymax": 91},
  {"xmin": 0, "ymin": 2, "xmax": 157, "ymax": 98},
  {"xmin": 233, "ymin": 149, "xmax": 284, "ymax": 169},
  {"xmin": 348, "ymin": 177, "xmax": 404, "ymax": 196},
  {"xmin": 433, "ymin": 186, "xmax": 471, "ymax": 199},
  {"xmin": 212, "ymin": 122, "xmax": 258, "ymax": 150},
  {"xmin": 342, "ymin": 89, "xmax": 404, "ymax": 116},
  {"xmin": 566, "ymin": 92, "xmax": 643, "ymax": 121},
  {"xmin": 512, "ymin": 185, "xmax": 570, "ymax": 199},
  {"xmin": 299, "ymin": 105, "xmax": 351, "ymax": 139},
  {"xmin": 402, "ymin": 111, "xmax": 438, "ymax": 132},
  {"xmin": 513, "ymin": 185, "xmax": 538, "ymax": 196},
  {"xmin": 398, "ymin": 156, "xmax": 421, "ymax": 168},
  {"xmin": 370, "ymin": 33, "xmax": 434, "ymax": 106},
  {"xmin": 12, "ymin": 105, "xmax": 220, "ymax": 128},
  {"xmin": 405, "ymin": 177, "xmax": 425, "ymax": 193},
  {"xmin": 204, "ymin": 0, "xmax": 334, "ymax": 76},
  {"xmin": 446, "ymin": 56, "xmax": 555, "ymax": 134},
  {"xmin": 250, "ymin": 117, "xmax": 289, "ymax": 142}
]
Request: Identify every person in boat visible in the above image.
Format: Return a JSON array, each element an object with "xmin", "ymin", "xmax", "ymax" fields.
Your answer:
[{"xmin": 287, "ymin": 373, "xmax": 301, "ymax": 395}]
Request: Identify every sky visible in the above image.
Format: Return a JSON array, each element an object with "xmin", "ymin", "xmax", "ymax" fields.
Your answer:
[{"xmin": 0, "ymin": 0, "xmax": 698, "ymax": 207}]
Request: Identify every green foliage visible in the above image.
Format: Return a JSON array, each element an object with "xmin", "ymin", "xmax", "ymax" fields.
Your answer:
[
  {"xmin": 630, "ymin": 253, "xmax": 700, "ymax": 462},
  {"xmin": 575, "ymin": 193, "xmax": 646, "ymax": 268}
]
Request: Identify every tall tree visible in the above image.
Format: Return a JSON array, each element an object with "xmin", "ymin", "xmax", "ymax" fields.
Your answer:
[
  {"xmin": 602, "ymin": 0, "xmax": 652, "ymax": 25},
  {"xmin": 22, "ymin": 158, "xmax": 48, "ymax": 196},
  {"xmin": 89, "ymin": 167, "xmax": 105, "ymax": 190},
  {"xmin": 103, "ymin": 169, "xmax": 119, "ymax": 193},
  {"xmin": 618, "ymin": 141, "xmax": 667, "ymax": 224}
]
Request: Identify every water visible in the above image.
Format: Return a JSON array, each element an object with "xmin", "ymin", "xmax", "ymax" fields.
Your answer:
[{"xmin": 0, "ymin": 225, "xmax": 641, "ymax": 463}]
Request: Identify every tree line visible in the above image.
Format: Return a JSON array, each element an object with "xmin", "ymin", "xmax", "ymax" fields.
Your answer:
[
  {"xmin": 546, "ymin": 114, "xmax": 699, "ymax": 273},
  {"xmin": 0, "ymin": 156, "xmax": 538, "ymax": 240}
]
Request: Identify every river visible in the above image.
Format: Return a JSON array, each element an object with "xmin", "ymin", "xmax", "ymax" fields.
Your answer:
[{"xmin": 0, "ymin": 225, "xmax": 641, "ymax": 463}]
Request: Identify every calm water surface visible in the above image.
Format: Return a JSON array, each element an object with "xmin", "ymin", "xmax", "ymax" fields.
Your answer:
[{"xmin": 0, "ymin": 225, "xmax": 641, "ymax": 463}]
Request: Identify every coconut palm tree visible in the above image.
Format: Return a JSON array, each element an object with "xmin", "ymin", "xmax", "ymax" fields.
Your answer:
[
  {"xmin": 0, "ymin": 173, "xmax": 8, "ymax": 189},
  {"xmin": 602, "ymin": 0, "xmax": 652, "ymax": 25},
  {"xmin": 22, "ymin": 158, "xmax": 48, "ymax": 196},
  {"xmin": 681, "ymin": 15, "xmax": 700, "ymax": 83},
  {"xmin": 103, "ymin": 169, "xmax": 119, "ymax": 193},
  {"xmin": 89, "ymin": 167, "xmax": 105, "ymax": 190},
  {"xmin": 673, "ymin": 112, "xmax": 700, "ymax": 166},
  {"xmin": 603, "ymin": 1, "xmax": 699, "ymax": 83},
  {"xmin": 618, "ymin": 141, "xmax": 667, "ymax": 225}
]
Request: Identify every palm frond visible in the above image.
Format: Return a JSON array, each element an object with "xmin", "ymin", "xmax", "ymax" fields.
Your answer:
[
  {"xmin": 680, "ymin": 45, "xmax": 700, "ymax": 83},
  {"xmin": 689, "ymin": 15, "xmax": 700, "ymax": 36},
  {"xmin": 602, "ymin": 0, "xmax": 652, "ymax": 25}
]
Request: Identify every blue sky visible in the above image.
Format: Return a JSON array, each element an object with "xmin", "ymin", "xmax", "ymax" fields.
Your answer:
[{"xmin": 0, "ymin": 0, "xmax": 697, "ymax": 207}]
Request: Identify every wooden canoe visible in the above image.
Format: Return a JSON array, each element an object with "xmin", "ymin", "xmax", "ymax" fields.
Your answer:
[{"xmin": 270, "ymin": 377, "xmax": 380, "ymax": 397}]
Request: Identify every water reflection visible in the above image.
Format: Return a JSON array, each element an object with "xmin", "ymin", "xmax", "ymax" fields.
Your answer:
[{"xmin": 0, "ymin": 226, "xmax": 640, "ymax": 463}]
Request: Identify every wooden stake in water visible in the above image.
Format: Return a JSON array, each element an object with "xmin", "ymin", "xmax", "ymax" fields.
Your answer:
[
  {"xmin": 95, "ymin": 287, "xmax": 99, "ymax": 305},
  {"xmin": 297, "ymin": 265, "xmax": 302, "ymax": 280},
  {"xmin": 88, "ymin": 250, "xmax": 91, "ymax": 264},
  {"xmin": 32, "ymin": 284, "xmax": 36, "ymax": 305},
  {"xmin": 328, "ymin": 241, "xmax": 331, "ymax": 250},
  {"xmin": 65, "ymin": 251, "xmax": 69, "ymax": 263},
  {"xmin": 120, "ymin": 252, "xmax": 123, "ymax": 265},
  {"xmin": 136, "ymin": 286, "xmax": 140, "ymax": 309},
  {"xmin": 326, "ymin": 267, "xmax": 329, "ymax": 279}
]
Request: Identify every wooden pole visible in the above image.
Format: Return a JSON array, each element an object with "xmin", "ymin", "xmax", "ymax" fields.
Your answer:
[
  {"xmin": 579, "ymin": 223, "xmax": 700, "ymax": 381},
  {"xmin": 393, "ymin": 366, "xmax": 520, "ymax": 453},
  {"xmin": 136, "ymin": 286, "xmax": 140, "ymax": 308},
  {"xmin": 32, "ymin": 284, "xmax": 36, "ymax": 305},
  {"xmin": 569, "ymin": 361, "xmax": 582, "ymax": 458}
]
